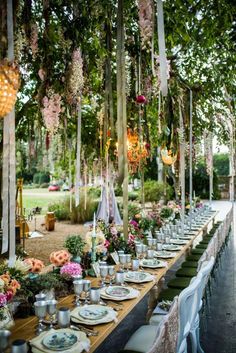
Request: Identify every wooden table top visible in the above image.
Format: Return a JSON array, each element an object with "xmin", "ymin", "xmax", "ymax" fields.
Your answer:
[{"xmin": 10, "ymin": 211, "xmax": 217, "ymax": 352}]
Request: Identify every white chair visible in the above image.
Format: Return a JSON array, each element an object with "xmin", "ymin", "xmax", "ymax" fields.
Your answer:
[
  {"xmin": 122, "ymin": 297, "xmax": 179, "ymax": 353},
  {"xmin": 189, "ymin": 256, "xmax": 215, "ymax": 353}
]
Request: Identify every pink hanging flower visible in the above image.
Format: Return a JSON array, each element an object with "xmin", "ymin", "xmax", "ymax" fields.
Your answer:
[
  {"xmin": 42, "ymin": 90, "xmax": 62, "ymax": 134},
  {"xmin": 38, "ymin": 68, "xmax": 46, "ymax": 81},
  {"xmin": 138, "ymin": 0, "xmax": 153, "ymax": 51},
  {"xmin": 67, "ymin": 48, "xmax": 84, "ymax": 101}
]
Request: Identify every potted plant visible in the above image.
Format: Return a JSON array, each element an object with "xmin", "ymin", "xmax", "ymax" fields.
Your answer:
[{"xmin": 64, "ymin": 235, "xmax": 86, "ymax": 263}]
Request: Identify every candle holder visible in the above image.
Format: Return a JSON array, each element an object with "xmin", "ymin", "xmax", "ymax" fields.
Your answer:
[{"xmin": 87, "ymin": 236, "xmax": 97, "ymax": 277}]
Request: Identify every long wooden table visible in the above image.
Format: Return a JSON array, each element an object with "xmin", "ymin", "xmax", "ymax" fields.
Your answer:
[{"xmin": 10, "ymin": 211, "xmax": 217, "ymax": 352}]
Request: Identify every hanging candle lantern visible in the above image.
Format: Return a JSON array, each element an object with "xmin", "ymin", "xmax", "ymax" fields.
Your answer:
[
  {"xmin": 136, "ymin": 95, "xmax": 147, "ymax": 104},
  {"xmin": 0, "ymin": 61, "xmax": 20, "ymax": 118},
  {"xmin": 161, "ymin": 147, "xmax": 177, "ymax": 165}
]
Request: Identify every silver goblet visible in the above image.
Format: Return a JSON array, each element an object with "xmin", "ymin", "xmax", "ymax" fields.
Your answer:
[
  {"xmin": 34, "ymin": 301, "xmax": 47, "ymax": 335},
  {"xmin": 132, "ymin": 258, "xmax": 139, "ymax": 271},
  {"xmin": 83, "ymin": 280, "xmax": 91, "ymax": 305},
  {"xmin": 107, "ymin": 265, "xmax": 115, "ymax": 285},
  {"xmin": 35, "ymin": 293, "xmax": 46, "ymax": 301},
  {"xmin": 147, "ymin": 249, "xmax": 154, "ymax": 259},
  {"xmin": 135, "ymin": 244, "xmax": 143, "ymax": 259},
  {"xmin": 11, "ymin": 339, "xmax": 28, "ymax": 353},
  {"xmin": 115, "ymin": 270, "xmax": 125, "ymax": 285},
  {"xmin": 73, "ymin": 280, "xmax": 84, "ymax": 306},
  {"xmin": 46, "ymin": 299, "xmax": 58, "ymax": 329},
  {"xmin": 119, "ymin": 254, "xmax": 127, "ymax": 271},
  {"xmin": 0, "ymin": 330, "xmax": 11, "ymax": 353},
  {"xmin": 99, "ymin": 265, "xmax": 108, "ymax": 287},
  {"xmin": 125, "ymin": 254, "xmax": 132, "ymax": 271},
  {"xmin": 90, "ymin": 287, "xmax": 101, "ymax": 304}
]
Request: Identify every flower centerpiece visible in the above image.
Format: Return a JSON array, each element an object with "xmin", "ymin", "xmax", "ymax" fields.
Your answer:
[
  {"xmin": 50, "ymin": 250, "xmax": 71, "ymax": 267},
  {"xmin": 60, "ymin": 262, "xmax": 83, "ymax": 279}
]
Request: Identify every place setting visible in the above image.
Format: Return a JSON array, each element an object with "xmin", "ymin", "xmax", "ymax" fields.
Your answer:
[{"xmin": 154, "ymin": 250, "xmax": 177, "ymax": 259}]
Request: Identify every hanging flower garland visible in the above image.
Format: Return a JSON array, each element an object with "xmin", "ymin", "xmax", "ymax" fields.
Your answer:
[
  {"xmin": 41, "ymin": 89, "xmax": 62, "ymax": 134},
  {"xmin": 153, "ymin": 54, "xmax": 171, "ymax": 93},
  {"xmin": 127, "ymin": 129, "xmax": 149, "ymax": 174},
  {"xmin": 67, "ymin": 48, "xmax": 84, "ymax": 103},
  {"xmin": 203, "ymin": 130, "xmax": 213, "ymax": 176},
  {"xmin": 138, "ymin": 0, "xmax": 153, "ymax": 51}
]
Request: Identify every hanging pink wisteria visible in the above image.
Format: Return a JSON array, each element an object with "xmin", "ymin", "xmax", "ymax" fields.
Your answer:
[
  {"xmin": 41, "ymin": 90, "xmax": 62, "ymax": 134},
  {"xmin": 138, "ymin": 0, "xmax": 153, "ymax": 51},
  {"xmin": 67, "ymin": 48, "xmax": 84, "ymax": 103}
]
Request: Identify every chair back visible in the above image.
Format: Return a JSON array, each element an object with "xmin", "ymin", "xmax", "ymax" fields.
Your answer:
[
  {"xmin": 177, "ymin": 274, "xmax": 202, "ymax": 353},
  {"xmin": 196, "ymin": 256, "xmax": 215, "ymax": 310}
]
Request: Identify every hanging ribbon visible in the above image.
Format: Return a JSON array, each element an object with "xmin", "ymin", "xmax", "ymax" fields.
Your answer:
[
  {"xmin": 68, "ymin": 141, "xmax": 72, "ymax": 212},
  {"xmin": 189, "ymin": 90, "xmax": 193, "ymax": 213},
  {"xmin": 84, "ymin": 160, "xmax": 87, "ymax": 211},
  {"xmin": 179, "ymin": 100, "xmax": 185, "ymax": 233},
  {"xmin": 75, "ymin": 99, "xmax": 81, "ymax": 207},
  {"xmin": 157, "ymin": 0, "xmax": 168, "ymax": 96}
]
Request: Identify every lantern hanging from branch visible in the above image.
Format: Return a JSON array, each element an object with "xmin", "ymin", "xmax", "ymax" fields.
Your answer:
[
  {"xmin": 0, "ymin": 60, "xmax": 20, "ymax": 118},
  {"xmin": 161, "ymin": 147, "xmax": 177, "ymax": 166}
]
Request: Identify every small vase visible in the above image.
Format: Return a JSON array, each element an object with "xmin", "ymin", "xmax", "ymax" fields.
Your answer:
[{"xmin": 71, "ymin": 255, "xmax": 81, "ymax": 264}]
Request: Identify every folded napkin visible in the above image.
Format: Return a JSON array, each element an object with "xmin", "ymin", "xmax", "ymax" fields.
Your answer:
[{"xmin": 30, "ymin": 328, "xmax": 90, "ymax": 353}]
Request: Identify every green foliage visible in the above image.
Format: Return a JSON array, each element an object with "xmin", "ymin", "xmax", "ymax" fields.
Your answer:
[
  {"xmin": 142, "ymin": 180, "xmax": 173, "ymax": 202},
  {"xmin": 88, "ymin": 187, "xmax": 101, "ymax": 199},
  {"xmin": 33, "ymin": 172, "xmax": 50, "ymax": 185},
  {"xmin": 190, "ymin": 162, "xmax": 220, "ymax": 200},
  {"xmin": 115, "ymin": 185, "xmax": 123, "ymax": 197},
  {"xmin": 160, "ymin": 206, "xmax": 173, "ymax": 219},
  {"xmin": 213, "ymin": 153, "xmax": 229, "ymax": 176},
  {"xmin": 128, "ymin": 191, "xmax": 139, "ymax": 201},
  {"xmin": 64, "ymin": 235, "xmax": 86, "ymax": 256},
  {"xmin": 48, "ymin": 201, "xmax": 70, "ymax": 221}
]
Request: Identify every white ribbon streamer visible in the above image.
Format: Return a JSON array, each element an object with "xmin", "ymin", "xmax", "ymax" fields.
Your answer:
[
  {"xmin": 75, "ymin": 101, "xmax": 82, "ymax": 207},
  {"xmin": 157, "ymin": 0, "xmax": 168, "ymax": 96}
]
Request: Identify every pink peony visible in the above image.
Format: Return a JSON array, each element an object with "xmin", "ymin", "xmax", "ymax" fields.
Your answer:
[{"xmin": 60, "ymin": 262, "xmax": 82, "ymax": 278}]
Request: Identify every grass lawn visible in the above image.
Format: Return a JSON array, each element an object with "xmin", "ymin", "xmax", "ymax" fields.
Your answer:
[{"xmin": 22, "ymin": 189, "xmax": 70, "ymax": 215}]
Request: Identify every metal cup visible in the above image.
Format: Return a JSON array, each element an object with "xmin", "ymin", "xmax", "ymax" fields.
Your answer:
[
  {"xmin": 115, "ymin": 271, "xmax": 124, "ymax": 285},
  {"xmin": 0, "ymin": 330, "xmax": 11, "ymax": 351},
  {"xmin": 46, "ymin": 299, "xmax": 57, "ymax": 316},
  {"xmin": 34, "ymin": 301, "xmax": 47, "ymax": 319},
  {"xmin": 57, "ymin": 307, "xmax": 70, "ymax": 328},
  {"xmin": 117, "ymin": 250, "xmax": 124, "ymax": 256},
  {"xmin": 147, "ymin": 238, "xmax": 153, "ymax": 248},
  {"xmin": 156, "ymin": 243, "xmax": 163, "ymax": 251},
  {"xmin": 11, "ymin": 339, "xmax": 28, "ymax": 353},
  {"xmin": 90, "ymin": 287, "xmax": 101, "ymax": 304},
  {"xmin": 132, "ymin": 258, "xmax": 139, "ymax": 271},
  {"xmin": 147, "ymin": 249, "xmax": 154, "ymax": 259},
  {"xmin": 35, "ymin": 293, "xmax": 46, "ymax": 301}
]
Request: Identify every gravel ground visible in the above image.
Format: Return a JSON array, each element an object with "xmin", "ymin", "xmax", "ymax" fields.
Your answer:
[{"xmin": 24, "ymin": 216, "xmax": 89, "ymax": 264}]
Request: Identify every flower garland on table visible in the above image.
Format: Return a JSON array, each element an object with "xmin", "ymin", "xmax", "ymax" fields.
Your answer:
[
  {"xmin": 41, "ymin": 90, "xmax": 62, "ymax": 134},
  {"xmin": 138, "ymin": 0, "xmax": 153, "ymax": 51}
]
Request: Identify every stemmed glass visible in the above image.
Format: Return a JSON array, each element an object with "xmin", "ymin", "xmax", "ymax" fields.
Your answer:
[
  {"xmin": 83, "ymin": 280, "xmax": 91, "ymax": 305},
  {"xmin": 0, "ymin": 330, "xmax": 11, "ymax": 353},
  {"xmin": 125, "ymin": 254, "xmax": 132, "ymax": 271},
  {"xmin": 99, "ymin": 265, "xmax": 108, "ymax": 287},
  {"xmin": 73, "ymin": 280, "xmax": 84, "ymax": 306},
  {"xmin": 108, "ymin": 265, "xmax": 115, "ymax": 285},
  {"xmin": 119, "ymin": 254, "xmax": 127, "ymax": 271},
  {"xmin": 135, "ymin": 244, "xmax": 143, "ymax": 259},
  {"xmin": 142, "ymin": 244, "xmax": 148, "ymax": 259},
  {"xmin": 46, "ymin": 299, "xmax": 57, "ymax": 329},
  {"xmin": 34, "ymin": 301, "xmax": 47, "ymax": 335}
]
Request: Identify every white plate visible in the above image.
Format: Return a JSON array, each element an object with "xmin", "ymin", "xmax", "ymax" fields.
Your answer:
[
  {"xmin": 178, "ymin": 235, "xmax": 193, "ymax": 240},
  {"xmin": 163, "ymin": 244, "xmax": 182, "ymax": 251},
  {"xmin": 79, "ymin": 307, "xmax": 108, "ymax": 320},
  {"xmin": 105, "ymin": 286, "xmax": 130, "ymax": 297},
  {"xmin": 100, "ymin": 286, "xmax": 139, "ymax": 301},
  {"xmin": 154, "ymin": 251, "xmax": 176, "ymax": 259},
  {"xmin": 124, "ymin": 271, "xmax": 154, "ymax": 283},
  {"xmin": 42, "ymin": 331, "xmax": 77, "ymax": 351},
  {"xmin": 170, "ymin": 239, "xmax": 188, "ymax": 245},
  {"xmin": 140, "ymin": 259, "xmax": 167, "ymax": 268},
  {"xmin": 71, "ymin": 305, "xmax": 117, "ymax": 325}
]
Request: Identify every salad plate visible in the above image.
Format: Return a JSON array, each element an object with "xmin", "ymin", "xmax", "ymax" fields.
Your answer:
[
  {"xmin": 79, "ymin": 307, "xmax": 108, "ymax": 320},
  {"xmin": 105, "ymin": 286, "xmax": 130, "ymax": 297},
  {"xmin": 163, "ymin": 244, "xmax": 182, "ymax": 251},
  {"xmin": 71, "ymin": 305, "xmax": 117, "ymax": 325},
  {"xmin": 154, "ymin": 250, "xmax": 176, "ymax": 259},
  {"xmin": 170, "ymin": 239, "xmax": 188, "ymax": 245},
  {"xmin": 140, "ymin": 259, "xmax": 167, "ymax": 268},
  {"xmin": 124, "ymin": 271, "xmax": 153, "ymax": 283},
  {"xmin": 100, "ymin": 286, "xmax": 139, "ymax": 301},
  {"xmin": 42, "ymin": 331, "xmax": 77, "ymax": 351}
]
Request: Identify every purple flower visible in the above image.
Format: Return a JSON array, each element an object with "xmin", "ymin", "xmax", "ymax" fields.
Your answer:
[
  {"xmin": 60, "ymin": 262, "xmax": 82, "ymax": 278},
  {"xmin": 0, "ymin": 293, "xmax": 7, "ymax": 307},
  {"xmin": 129, "ymin": 220, "xmax": 138, "ymax": 227}
]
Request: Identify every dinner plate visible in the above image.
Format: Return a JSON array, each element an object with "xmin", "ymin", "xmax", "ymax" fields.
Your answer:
[
  {"xmin": 105, "ymin": 286, "xmax": 130, "ymax": 297},
  {"xmin": 100, "ymin": 286, "xmax": 139, "ymax": 301},
  {"xmin": 178, "ymin": 235, "xmax": 193, "ymax": 240},
  {"xmin": 140, "ymin": 259, "xmax": 167, "ymax": 268},
  {"xmin": 154, "ymin": 250, "xmax": 176, "ymax": 258},
  {"xmin": 42, "ymin": 331, "xmax": 77, "ymax": 351},
  {"xmin": 170, "ymin": 239, "xmax": 188, "ymax": 245},
  {"xmin": 124, "ymin": 271, "xmax": 153, "ymax": 283},
  {"xmin": 79, "ymin": 307, "xmax": 108, "ymax": 320},
  {"xmin": 163, "ymin": 244, "xmax": 182, "ymax": 251}
]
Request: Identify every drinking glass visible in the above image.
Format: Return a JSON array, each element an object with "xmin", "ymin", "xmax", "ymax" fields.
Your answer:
[
  {"xmin": 11, "ymin": 339, "xmax": 28, "ymax": 353},
  {"xmin": 35, "ymin": 293, "xmax": 46, "ymax": 301},
  {"xmin": 119, "ymin": 254, "xmax": 127, "ymax": 271},
  {"xmin": 132, "ymin": 258, "xmax": 139, "ymax": 271},
  {"xmin": 156, "ymin": 243, "xmax": 163, "ymax": 251},
  {"xmin": 142, "ymin": 244, "xmax": 148, "ymax": 258},
  {"xmin": 73, "ymin": 280, "xmax": 84, "ymax": 306},
  {"xmin": 147, "ymin": 237, "xmax": 153, "ymax": 248},
  {"xmin": 0, "ymin": 330, "xmax": 11, "ymax": 353},
  {"xmin": 147, "ymin": 249, "xmax": 154, "ymax": 259},
  {"xmin": 90, "ymin": 287, "xmax": 101, "ymax": 304},
  {"xmin": 125, "ymin": 254, "xmax": 132, "ymax": 270},
  {"xmin": 115, "ymin": 270, "xmax": 124, "ymax": 285},
  {"xmin": 57, "ymin": 307, "xmax": 70, "ymax": 328},
  {"xmin": 165, "ymin": 236, "xmax": 170, "ymax": 244},
  {"xmin": 151, "ymin": 239, "xmax": 157, "ymax": 249},
  {"xmin": 99, "ymin": 265, "xmax": 108, "ymax": 287},
  {"xmin": 135, "ymin": 244, "xmax": 143, "ymax": 259},
  {"xmin": 83, "ymin": 280, "xmax": 91, "ymax": 305},
  {"xmin": 108, "ymin": 265, "xmax": 115, "ymax": 285},
  {"xmin": 46, "ymin": 299, "xmax": 57, "ymax": 329},
  {"xmin": 34, "ymin": 301, "xmax": 47, "ymax": 335}
]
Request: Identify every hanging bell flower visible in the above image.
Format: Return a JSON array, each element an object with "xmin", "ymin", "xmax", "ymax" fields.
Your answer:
[
  {"xmin": 0, "ymin": 60, "xmax": 20, "ymax": 118},
  {"xmin": 136, "ymin": 95, "xmax": 147, "ymax": 104}
]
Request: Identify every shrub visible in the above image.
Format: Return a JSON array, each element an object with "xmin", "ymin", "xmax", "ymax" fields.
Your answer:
[
  {"xmin": 48, "ymin": 201, "xmax": 70, "ymax": 221},
  {"xmin": 115, "ymin": 184, "xmax": 123, "ymax": 196},
  {"xmin": 33, "ymin": 172, "xmax": 50, "ymax": 185},
  {"xmin": 88, "ymin": 187, "xmax": 101, "ymax": 199},
  {"xmin": 64, "ymin": 235, "xmax": 86, "ymax": 256},
  {"xmin": 128, "ymin": 192, "xmax": 139, "ymax": 201},
  {"xmin": 141, "ymin": 180, "xmax": 173, "ymax": 202},
  {"xmin": 40, "ymin": 182, "xmax": 49, "ymax": 188}
]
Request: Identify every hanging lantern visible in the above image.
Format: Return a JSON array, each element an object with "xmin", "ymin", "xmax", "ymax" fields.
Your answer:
[
  {"xmin": 136, "ymin": 95, "xmax": 147, "ymax": 104},
  {"xmin": 161, "ymin": 147, "xmax": 177, "ymax": 165},
  {"xmin": 0, "ymin": 61, "xmax": 20, "ymax": 118},
  {"xmin": 127, "ymin": 129, "xmax": 149, "ymax": 173}
]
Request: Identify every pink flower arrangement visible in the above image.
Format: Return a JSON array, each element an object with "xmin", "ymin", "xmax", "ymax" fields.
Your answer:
[
  {"xmin": 60, "ymin": 262, "xmax": 83, "ymax": 278},
  {"xmin": 110, "ymin": 227, "xmax": 118, "ymax": 236},
  {"xmin": 0, "ymin": 293, "xmax": 7, "ymax": 307},
  {"xmin": 104, "ymin": 239, "xmax": 110, "ymax": 249},
  {"xmin": 41, "ymin": 90, "xmax": 62, "ymax": 134}
]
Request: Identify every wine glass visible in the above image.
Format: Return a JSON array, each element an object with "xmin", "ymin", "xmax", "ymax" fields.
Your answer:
[
  {"xmin": 135, "ymin": 244, "xmax": 143, "ymax": 259},
  {"xmin": 46, "ymin": 299, "xmax": 57, "ymax": 329},
  {"xmin": 107, "ymin": 265, "xmax": 115, "ymax": 285},
  {"xmin": 142, "ymin": 244, "xmax": 148, "ymax": 258},
  {"xmin": 83, "ymin": 280, "xmax": 91, "ymax": 305},
  {"xmin": 34, "ymin": 301, "xmax": 47, "ymax": 335},
  {"xmin": 99, "ymin": 265, "xmax": 108, "ymax": 287},
  {"xmin": 125, "ymin": 254, "xmax": 132, "ymax": 271},
  {"xmin": 73, "ymin": 280, "xmax": 84, "ymax": 306},
  {"xmin": 119, "ymin": 254, "xmax": 127, "ymax": 271}
]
